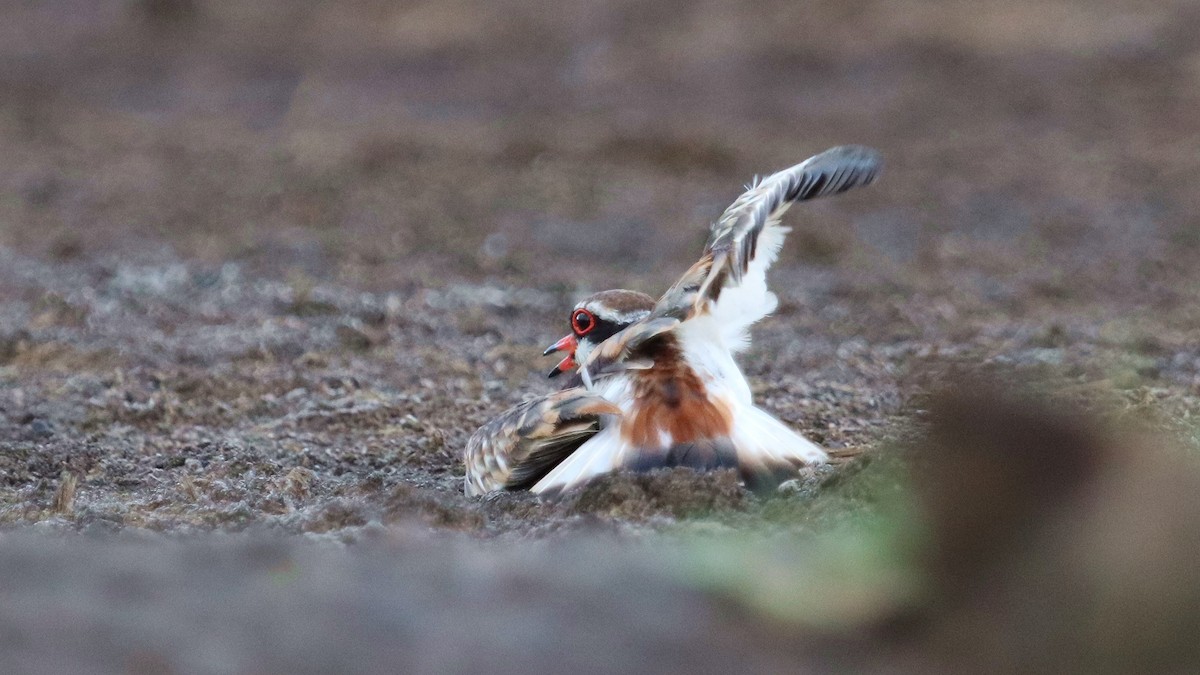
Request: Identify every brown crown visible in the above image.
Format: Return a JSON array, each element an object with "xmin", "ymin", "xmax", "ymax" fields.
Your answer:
[{"xmin": 579, "ymin": 289, "xmax": 656, "ymax": 318}]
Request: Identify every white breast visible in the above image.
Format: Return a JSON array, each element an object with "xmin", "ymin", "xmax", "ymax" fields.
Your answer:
[{"xmin": 675, "ymin": 315, "xmax": 753, "ymax": 405}]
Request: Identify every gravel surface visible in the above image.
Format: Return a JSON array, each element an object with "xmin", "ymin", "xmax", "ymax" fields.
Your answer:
[{"xmin": 3, "ymin": 1, "xmax": 1200, "ymax": 672}]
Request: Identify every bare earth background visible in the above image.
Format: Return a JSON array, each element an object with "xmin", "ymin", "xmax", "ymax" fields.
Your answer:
[{"xmin": 2, "ymin": 1, "xmax": 1200, "ymax": 673}]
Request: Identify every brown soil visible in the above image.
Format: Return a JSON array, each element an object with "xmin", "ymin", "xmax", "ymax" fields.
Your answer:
[{"xmin": 2, "ymin": 1, "xmax": 1200, "ymax": 672}]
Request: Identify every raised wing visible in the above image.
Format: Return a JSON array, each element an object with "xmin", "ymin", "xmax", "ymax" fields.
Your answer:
[
  {"xmin": 463, "ymin": 389, "xmax": 621, "ymax": 496},
  {"xmin": 577, "ymin": 146, "xmax": 881, "ymax": 380},
  {"xmin": 656, "ymin": 145, "xmax": 882, "ymax": 341}
]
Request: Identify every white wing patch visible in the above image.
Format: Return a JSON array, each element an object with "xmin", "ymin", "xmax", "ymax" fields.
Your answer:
[{"xmin": 704, "ymin": 218, "xmax": 789, "ymax": 351}]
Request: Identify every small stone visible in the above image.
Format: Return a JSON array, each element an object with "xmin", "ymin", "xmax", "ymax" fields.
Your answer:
[
  {"xmin": 336, "ymin": 324, "xmax": 373, "ymax": 351},
  {"xmin": 481, "ymin": 232, "xmax": 509, "ymax": 260},
  {"xmin": 52, "ymin": 472, "xmax": 78, "ymax": 514},
  {"xmin": 29, "ymin": 418, "xmax": 53, "ymax": 438},
  {"xmin": 775, "ymin": 478, "xmax": 804, "ymax": 496}
]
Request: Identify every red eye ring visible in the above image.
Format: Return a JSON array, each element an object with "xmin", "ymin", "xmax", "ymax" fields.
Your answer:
[{"xmin": 571, "ymin": 308, "xmax": 596, "ymax": 336}]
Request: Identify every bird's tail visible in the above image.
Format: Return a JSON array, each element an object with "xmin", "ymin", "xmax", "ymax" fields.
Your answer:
[{"xmin": 726, "ymin": 401, "xmax": 828, "ymax": 490}]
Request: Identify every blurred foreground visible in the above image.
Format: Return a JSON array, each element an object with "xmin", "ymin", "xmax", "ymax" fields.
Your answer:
[{"xmin": 4, "ymin": 387, "xmax": 1200, "ymax": 674}]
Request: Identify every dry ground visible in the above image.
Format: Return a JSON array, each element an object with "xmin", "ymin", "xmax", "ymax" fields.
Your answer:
[{"xmin": 2, "ymin": 1, "xmax": 1200, "ymax": 672}]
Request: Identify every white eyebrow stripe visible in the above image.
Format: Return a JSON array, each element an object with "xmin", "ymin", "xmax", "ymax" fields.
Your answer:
[{"xmin": 584, "ymin": 307, "xmax": 652, "ymax": 325}]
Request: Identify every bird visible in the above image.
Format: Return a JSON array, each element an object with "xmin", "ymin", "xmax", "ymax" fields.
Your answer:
[{"xmin": 464, "ymin": 145, "xmax": 882, "ymax": 497}]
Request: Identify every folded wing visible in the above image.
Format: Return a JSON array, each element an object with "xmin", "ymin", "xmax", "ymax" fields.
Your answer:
[{"xmin": 463, "ymin": 389, "xmax": 621, "ymax": 496}]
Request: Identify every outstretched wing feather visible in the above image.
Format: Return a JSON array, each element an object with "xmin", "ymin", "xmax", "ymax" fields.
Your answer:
[{"xmin": 657, "ymin": 145, "xmax": 882, "ymax": 319}]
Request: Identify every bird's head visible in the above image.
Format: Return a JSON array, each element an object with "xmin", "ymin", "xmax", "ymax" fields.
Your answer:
[{"xmin": 543, "ymin": 289, "xmax": 655, "ymax": 378}]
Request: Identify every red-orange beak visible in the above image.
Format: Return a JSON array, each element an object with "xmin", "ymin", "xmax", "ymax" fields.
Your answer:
[{"xmin": 543, "ymin": 334, "xmax": 577, "ymax": 378}]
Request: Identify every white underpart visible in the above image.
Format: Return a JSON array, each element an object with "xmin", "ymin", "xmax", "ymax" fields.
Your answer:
[
  {"xmin": 678, "ymin": 312, "xmax": 827, "ymax": 472},
  {"xmin": 530, "ymin": 344, "xmax": 826, "ymax": 493}
]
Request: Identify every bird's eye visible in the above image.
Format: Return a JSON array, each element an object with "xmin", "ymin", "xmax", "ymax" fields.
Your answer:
[{"xmin": 571, "ymin": 309, "xmax": 595, "ymax": 336}]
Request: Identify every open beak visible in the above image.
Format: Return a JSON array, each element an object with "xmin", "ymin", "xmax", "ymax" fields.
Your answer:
[{"xmin": 543, "ymin": 334, "xmax": 577, "ymax": 378}]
